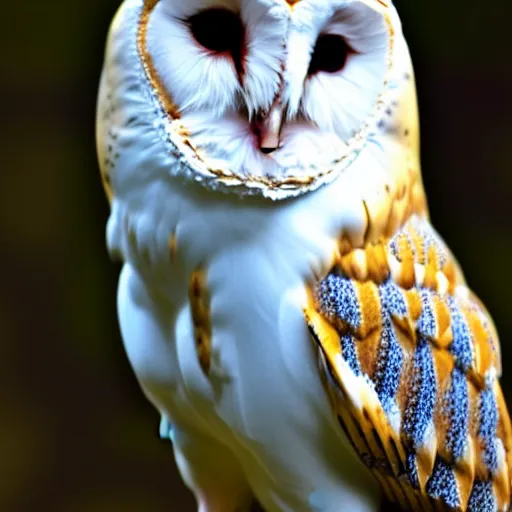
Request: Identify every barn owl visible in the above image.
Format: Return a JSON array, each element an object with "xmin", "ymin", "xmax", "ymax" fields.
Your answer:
[{"xmin": 96, "ymin": 0, "xmax": 512, "ymax": 510}]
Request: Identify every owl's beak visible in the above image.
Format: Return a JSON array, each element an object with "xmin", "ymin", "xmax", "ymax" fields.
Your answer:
[{"xmin": 256, "ymin": 98, "xmax": 285, "ymax": 154}]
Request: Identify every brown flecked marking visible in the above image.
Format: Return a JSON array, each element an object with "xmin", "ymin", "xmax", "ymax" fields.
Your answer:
[
  {"xmin": 98, "ymin": 83, "xmax": 117, "ymax": 204},
  {"xmin": 362, "ymin": 200, "xmax": 372, "ymax": 245},
  {"xmin": 188, "ymin": 269, "xmax": 212, "ymax": 375},
  {"xmin": 169, "ymin": 232, "xmax": 178, "ymax": 262}
]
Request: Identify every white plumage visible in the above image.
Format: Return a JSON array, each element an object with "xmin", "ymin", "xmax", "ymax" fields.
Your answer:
[{"xmin": 96, "ymin": 1, "xmax": 512, "ymax": 510}]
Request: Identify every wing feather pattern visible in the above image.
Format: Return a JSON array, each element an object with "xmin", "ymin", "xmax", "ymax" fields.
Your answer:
[{"xmin": 305, "ymin": 214, "xmax": 512, "ymax": 511}]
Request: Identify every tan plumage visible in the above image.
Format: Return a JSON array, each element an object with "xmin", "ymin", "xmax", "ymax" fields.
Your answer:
[{"xmin": 306, "ymin": 214, "xmax": 512, "ymax": 511}]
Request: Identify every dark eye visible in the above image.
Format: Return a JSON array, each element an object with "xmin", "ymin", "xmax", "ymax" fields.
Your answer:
[
  {"xmin": 308, "ymin": 34, "xmax": 351, "ymax": 75},
  {"xmin": 188, "ymin": 8, "xmax": 244, "ymax": 55}
]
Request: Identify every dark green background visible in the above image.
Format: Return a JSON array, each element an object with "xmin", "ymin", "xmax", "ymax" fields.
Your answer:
[{"xmin": 1, "ymin": 1, "xmax": 510, "ymax": 510}]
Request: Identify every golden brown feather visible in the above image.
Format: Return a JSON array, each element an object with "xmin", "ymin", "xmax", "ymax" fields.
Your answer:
[{"xmin": 305, "ymin": 215, "xmax": 512, "ymax": 511}]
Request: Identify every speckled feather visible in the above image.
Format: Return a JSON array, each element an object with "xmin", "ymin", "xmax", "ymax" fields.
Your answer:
[{"xmin": 305, "ymin": 215, "xmax": 512, "ymax": 511}]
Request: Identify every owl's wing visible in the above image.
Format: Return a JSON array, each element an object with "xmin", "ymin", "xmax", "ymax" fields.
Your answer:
[{"xmin": 305, "ymin": 214, "xmax": 512, "ymax": 511}]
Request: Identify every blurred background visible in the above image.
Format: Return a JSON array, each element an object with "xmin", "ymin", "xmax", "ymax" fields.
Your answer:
[{"xmin": 1, "ymin": 0, "xmax": 510, "ymax": 510}]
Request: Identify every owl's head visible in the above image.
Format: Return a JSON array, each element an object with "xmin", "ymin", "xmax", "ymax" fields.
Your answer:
[{"xmin": 117, "ymin": 0, "xmax": 417, "ymax": 199}]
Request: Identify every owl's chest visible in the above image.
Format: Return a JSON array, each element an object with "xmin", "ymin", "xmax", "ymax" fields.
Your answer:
[
  {"xmin": 111, "ymin": 179, "xmax": 343, "ymax": 310},
  {"xmin": 112, "ymin": 184, "xmax": 344, "ymax": 435}
]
